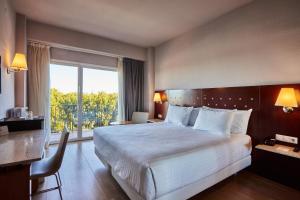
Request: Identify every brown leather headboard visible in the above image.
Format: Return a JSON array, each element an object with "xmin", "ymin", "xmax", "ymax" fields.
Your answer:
[{"xmin": 155, "ymin": 84, "xmax": 300, "ymax": 146}]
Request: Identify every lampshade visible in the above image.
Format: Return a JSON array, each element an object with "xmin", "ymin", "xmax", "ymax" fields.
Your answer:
[
  {"xmin": 153, "ymin": 93, "xmax": 162, "ymax": 102},
  {"xmin": 275, "ymin": 88, "xmax": 298, "ymax": 108},
  {"xmin": 11, "ymin": 53, "xmax": 28, "ymax": 71}
]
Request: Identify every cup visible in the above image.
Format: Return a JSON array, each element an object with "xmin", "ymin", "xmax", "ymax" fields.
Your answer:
[{"xmin": 27, "ymin": 111, "xmax": 33, "ymax": 119}]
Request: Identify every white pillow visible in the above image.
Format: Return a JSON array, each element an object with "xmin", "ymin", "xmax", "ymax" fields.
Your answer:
[
  {"xmin": 230, "ymin": 109, "xmax": 252, "ymax": 134},
  {"xmin": 203, "ymin": 106, "xmax": 252, "ymax": 134},
  {"xmin": 188, "ymin": 107, "xmax": 201, "ymax": 126},
  {"xmin": 193, "ymin": 108, "xmax": 235, "ymax": 136},
  {"xmin": 165, "ymin": 104, "xmax": 193, "ymax": 126}
]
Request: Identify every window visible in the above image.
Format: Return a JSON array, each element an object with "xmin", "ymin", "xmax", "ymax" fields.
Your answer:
[{"xmin": 50, "ymin": 63, "xmax": 118, "ymax": 142}]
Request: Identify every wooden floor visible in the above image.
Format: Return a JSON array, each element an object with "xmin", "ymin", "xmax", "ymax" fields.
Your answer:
[{"xmin": 33, "ymin": 140, "xmax": 300, "ymax": 200}]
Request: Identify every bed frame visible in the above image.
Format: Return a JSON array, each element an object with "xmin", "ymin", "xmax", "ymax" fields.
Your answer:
[{"xmin": 95, "ymin": 147, "xmax": 250, "ymax": 200}]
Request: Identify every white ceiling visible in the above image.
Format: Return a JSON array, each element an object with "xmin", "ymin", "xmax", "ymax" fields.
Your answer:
[{"xmin": 12, "ymin": 0, "xmax": 252, "ymax": 47}]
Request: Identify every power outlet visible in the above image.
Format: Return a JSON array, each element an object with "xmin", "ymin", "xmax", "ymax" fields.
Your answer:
[{"xmin": 275, "ymin": 134, "xmax": 298, "ymax": 144}]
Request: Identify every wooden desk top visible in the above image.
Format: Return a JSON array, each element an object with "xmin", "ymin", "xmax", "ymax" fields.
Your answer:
[
  {"xmin": 0, "ymin": 130, "xmax": 46, "ymax": 167},
  {"xmin": 147, "ymin": 118, "xmax": 164, "ymax": 123}
]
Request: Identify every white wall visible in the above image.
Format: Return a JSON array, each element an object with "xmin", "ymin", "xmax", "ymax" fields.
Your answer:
[
  {"xmin": 27, "ymin": 20, "xmax": 147, "ymax": 61},
  {"xmin": 144, "ymin": 47, "xmax": 155, "ymax": 117},
  {"xmin": 0, "ymin": 0, "xmax": 15, "ymax": 118},
  {"xmin": 155, "ymin": 0, "xmax": 300, "ymax": 90},
  {"xmin": 14, "ymin": 14, "xmax": 27, "ymax": 107}
]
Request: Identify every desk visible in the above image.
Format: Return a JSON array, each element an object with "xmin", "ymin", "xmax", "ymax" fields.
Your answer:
[
  {"xmin": 0, "ymin": 117, "xmax": 44, "ymax": 132},
  {"xmin": 110, "ymin": 120, "xmax": 134, "ymax": 125},
  {"xmin": 147, "ymin": 118, "xmax": 163, "ymax": 123},
  {"xmin": 110, "ymin": 119, "xmax": 164, "ymax": 125},
  {"xmin": 0, "ymin": 130, "xmax": 46, "ymax": 200}
]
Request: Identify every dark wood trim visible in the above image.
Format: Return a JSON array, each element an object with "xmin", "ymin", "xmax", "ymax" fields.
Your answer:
[
  {"xmin": 0, "ymin": 117, "xmax": 44, "ymax": 132},
  {"xmin": 0, "ymin": 164, "xmax": 30, "ymax": 200}
]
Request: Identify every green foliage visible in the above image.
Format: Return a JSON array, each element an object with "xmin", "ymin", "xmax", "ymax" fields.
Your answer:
[{"xmin": 50, "ymin": 88, "xmax": 118, "ymax": 133}]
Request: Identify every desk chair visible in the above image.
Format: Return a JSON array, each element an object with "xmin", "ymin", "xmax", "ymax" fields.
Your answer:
[
  {"xmin": 110, "ymin": 112, "xmax": 149, "ymax": 125},
  {"xmin": 30, "ymin": 130, "xmax": 69, "ymax": 199},
  {"xmin": 131, "ymin": 112, "xmax": 149, "ymax": 123}
]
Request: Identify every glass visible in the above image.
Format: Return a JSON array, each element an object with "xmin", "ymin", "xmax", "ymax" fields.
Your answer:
[
  {"xmin": 27, "ymin": 111, "xmax": 33, "ymax": 120},
  {"xmin": 49, "ymin": 64, "xmax": 119, "ymax": 142},
  {"xmin": 50, "ymin": 64, "xmax": 78, "ymax": 141},
  {"xmin": 82, "ymin": 68, "xmax": 118, "ymax": 137}
]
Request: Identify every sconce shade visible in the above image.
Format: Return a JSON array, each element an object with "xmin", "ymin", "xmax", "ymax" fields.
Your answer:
[
  {"xmin": 11, "ymin": 53, "xmax": 28, "ymax": 71},
  {"xmin": 275, "ymin": 88, "xmax": 298, "ymax": 108},
  {"xmin": 153, "ymin": 93, "xmax": 162, "ymax": 102}
]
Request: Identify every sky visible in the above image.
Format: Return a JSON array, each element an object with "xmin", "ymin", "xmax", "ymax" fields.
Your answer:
[{"xmin": 50, "ymin": 64, "xmax": 118, "ymax": 93}]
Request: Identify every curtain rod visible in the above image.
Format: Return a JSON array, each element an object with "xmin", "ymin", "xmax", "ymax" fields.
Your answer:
[{"xmin": 28, "ymin": 40, "xmax": 51, "ymax": 48}]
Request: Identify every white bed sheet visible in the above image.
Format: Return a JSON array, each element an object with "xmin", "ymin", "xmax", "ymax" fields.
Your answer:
[{"xmin": 93, "ymin": 122, "xmax": 252, "ymax": 200}]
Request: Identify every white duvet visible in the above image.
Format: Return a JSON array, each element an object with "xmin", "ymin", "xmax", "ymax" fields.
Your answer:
[{"xmin": 93, "ymin": 122, "xmax": 251, "ymax": 200}]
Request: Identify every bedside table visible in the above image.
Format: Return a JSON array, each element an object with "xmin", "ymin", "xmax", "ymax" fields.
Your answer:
[
  {"xmin": 252, "ymin": 144, "xmax": 300, "ymax": 190},
  {"xmin": 110, "ymin": 121, "xmax": 134, "ymax": 125},
  {"xmin": 147, "ymin": 118, "xmax": 163, "ymax": 123},
  {"xmin": 255, "ymin": 144, "xmax": 300, "ymax": 159}
]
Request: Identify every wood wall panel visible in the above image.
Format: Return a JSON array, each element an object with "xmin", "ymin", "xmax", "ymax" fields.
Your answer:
[
  {"xmin": 167, "ymin": 89, "xmax": 202, "ymax": 107},
  {"xmin": 155, "ymin": 84, "xmax": 300, "ymax": 146},
  {"xmin": 202, "ymin": 86, "xmax": 260, "ymax": 145},
  {"xmin": 259, "ymin": 84, "xmax": 300, "ymax": 142},
  {"xmin": 202, "ymin": 87, "xmax": 260, "ymax": 110}
]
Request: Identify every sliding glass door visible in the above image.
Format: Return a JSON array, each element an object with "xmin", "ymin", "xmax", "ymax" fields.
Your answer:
[
  {"xmin": 50, "ymin": 63, "xmax": 118, "ymax": 142},
  {"xmin": 50, "ymin": 64, "xmax": 79, "ymax": 142},
  {"xmin": 81, "ymin": 68, "xmax": 118, "ymax": 135}
]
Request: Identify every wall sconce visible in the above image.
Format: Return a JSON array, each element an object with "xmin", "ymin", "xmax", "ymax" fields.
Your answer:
[
  {"xmin": 153, "ymin": 92, "xmax": 162, "ymax": 104},
  {"xmin": 7, "ymin": 53, "xmax": 28, "ymax": 74},
  {"xmin": 275, "ymin": 88, "xmax": 298, "ymax": 113}
]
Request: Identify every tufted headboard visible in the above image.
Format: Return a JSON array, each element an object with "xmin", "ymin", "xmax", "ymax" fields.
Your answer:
[{"xmin": 155, "ymin": 84, "xmax": 300, "ymax": 146}]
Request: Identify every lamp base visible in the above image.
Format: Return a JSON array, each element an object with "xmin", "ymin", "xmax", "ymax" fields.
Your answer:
[
  {"xmin": 283, "ymin": 107, "xmax": 293, "ymax": 113},
  {"xmin": 7, "ymin": 68, "xmax": 22, "ymax": 74}
]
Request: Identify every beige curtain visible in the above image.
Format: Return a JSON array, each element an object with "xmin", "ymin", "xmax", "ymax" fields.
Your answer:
[
  {"xmin": 117, "ymin": 57, "xmax": 125, "ymax": 121},
  {"xmin": 27, "ymin": 43, "xmax": 51, "ymax": 146}
]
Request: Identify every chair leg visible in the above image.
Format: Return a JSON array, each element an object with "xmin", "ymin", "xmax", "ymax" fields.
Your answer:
[
  {"xmin": 31, "ymin": 174, "xmax": 63, "ymax": 200},
  {"xmin": 57, "ymin": 171, "xmax": 63, "ymax": 186},
  {"xmin": 54, "ymin": 173, "xmax": 63, "ymax": 200}
]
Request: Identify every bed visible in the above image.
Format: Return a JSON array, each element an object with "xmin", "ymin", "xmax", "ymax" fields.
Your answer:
[{"xmin": 93, "ymin": 122, "xmax": 252, "ymax": 200}]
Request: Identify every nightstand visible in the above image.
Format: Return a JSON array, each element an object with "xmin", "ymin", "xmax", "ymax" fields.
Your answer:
[
  {"xmin": 255, "ymin": 144, "xmax": 300, "ymax": 159},
  {"xmin": 147, "ymin": 118, "xmax": 163, "ymax": 123},
  {"xmin": 252, "ymin": 144, "xmax": 300, "ymax": 190},
  {"xmin": 109, "ymin": 121, "xmax": 134, "ymax": 125}
]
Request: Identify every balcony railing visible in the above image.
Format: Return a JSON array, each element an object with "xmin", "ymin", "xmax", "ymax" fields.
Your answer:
[{"xmin": 51, "ymin": 104, "xmax": 118, "ymax": 133}]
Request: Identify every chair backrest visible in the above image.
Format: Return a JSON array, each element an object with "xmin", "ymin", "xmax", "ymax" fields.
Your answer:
[
  {"xmin": 132, "ymin": 112, "xmax": 149, "ymax": 124},
  {"xmin": 51, "ymin": 129, "xmax": 69, "ymax": 172}
]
